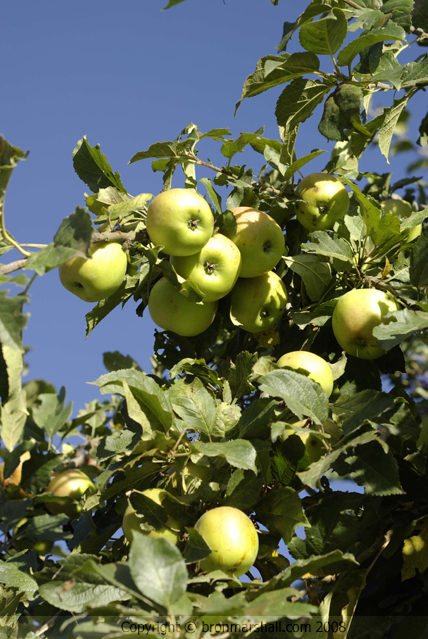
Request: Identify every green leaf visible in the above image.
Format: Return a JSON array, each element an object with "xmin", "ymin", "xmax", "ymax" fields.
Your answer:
[
  {"xmin": 344, "ymin": 440, "xmax": 404, "ymax": 495},
  {"xmin": 162, "ymin": 0, "xmax": 187, "ymax": 8},
  {"xmin": 378, "ymin": 92, "xmax": 414, "ymax": 162},
  {"xmin": 73, "ymin": 137, "xmax": 127, "ymax": 194},
  {"xmin": 183, "ymin": 527, "xmax": 211, "ymax": 564},
  {"xmin": 270, "ymin": 550, "xmax": 358, "ymax": 587},
  {"xmin": 277, "ymin": 2, "xmax": 337, "ymax": 52},
  {"xmin": 39, "ymin": 580, "xmax": 129, "ymax": 613},
  {"xmin": 236, "ymin": 52, "xmax": 320, "ymax": 112},
  {"xmin": 0, "ymin": 292, "xmax": 28, "ymax": 352},
  {"xmin": 412, "ymin": 0, "xmax": 428, "ymax": 31},
  {"xmin": 0, "ymin": 562, "xmax": 38, "ymax": 595},
  {"xmin": 332, "ymin": 389, "xmax": 395, "ymax": 435},
  {"xmin": 169, "ymin": 378, "xmax": 217, "ymax": 437},
  {"xmin": 32, "ymin": 387, "xmax": 72, "ymax": 439},
  {"xmin": 129, "ymin": 141, "xmax": 179, "ymax": 164},
  {"xmin": 258, "ymin": 369, "xmax": 330, "ymax": 425},
  {"xmin": 302, "ymin": 230, "xmax": 354, "ymax": 263},
  {"xmin": 238, "ymin": 397, "xmax": 277, "ymax": 440},
  {"xmin": 191, "ymin": 439, "xmax": 258, "ymax": 473},
  {"xmin": 299, "ymin": 9, "xmax": 348, "ymax": 55},
  {"xmin": 275, "ymin": 79, "xmax": 329, "ymax": 130},
  {"xmin": 286, "ymin": 253, "xmax": 332, "ymax": 301},
  {"xmin": 410, "ymin": 227, "xmax": 428, "ymax": 287},
  {"xmin": 282, "ymin": 149, "xmax": 326, "ymax": 180},
  {"xmin": 373, "ymin": 308, "xmax": 428, "ymax": 350},
  {"xmin": 199, "ymin": 178, "xmax": 222, "ymax": 214},
  {"xmin": 337, "ymin": 24, "xmax": 407, "ymax": 66},
  {"xmin": 256, "ymin": 487, "xmax": 309, "ymax": 544},
  {"xmin": 129, "ymin": 533, "xmax": 188, "ymax": 609},
  {"xmin": 85, "ymin": 186, "xmax": 129, "ymax": 216},
  {"xmin": 244, "ymin": 587, "xmax": 318, "ymax": 621}
]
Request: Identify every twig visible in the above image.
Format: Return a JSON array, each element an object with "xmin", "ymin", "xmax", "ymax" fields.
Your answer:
[
  {"xmin": 0, "ymin": 258, "xmax": 27, "ymax": 275},
  {"xmin": 342, "ymin": 0, "xmax": 365, "ymax": 10}
]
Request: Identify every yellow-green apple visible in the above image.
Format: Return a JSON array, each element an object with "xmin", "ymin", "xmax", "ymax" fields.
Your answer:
[
  {"xmin": 277, "ymin": 351, "xmax": 334, "ymax": 397},
  {"xmin": 296, "ymin": 173, "xmax": 349, "ymax": 231},
  {"xmin": 230, "ymin": 207, "xmax": 285, "ymax": 278},
  {"xmin": 146, "ymin": 188, "xmax": 214, "ymax": 256},
  {"xmin": 148, "ymin": 277, "xmax": 217, "ymax": 336},
  {"xmin": 170, "ymin": 233, "xmax": 242, "ymax": 302},
  {"xmin": 381, "ymin": 198, "xmax": 422, "ymax": 242},
  {"xmin": 0, "ymin": 451, "xmax": 31, "ymax": 499},
  {"xmin": 13, "ymin": 518, "xmax": 54, "ymax": 555},
  {"xmin": 230, "ymin": 271, "xmax": 287, "ymax": 333},
  {"xmin": 298, "ymin": 432, "xmax": 327, "ymax": 464},
  {"xmin": 195, "ymin": 506, "xmax": 259, "ymax": 577},
  {"xmin": 332, "ymin": 288, "xmax": 399, "ymax": 359},
  {"xmin": 122, "ymin": 488, "xmax": 180, "ymax": 544},
  {"xmin": 59, "ymin": 241, "xmax": 127, "ymax": 303},
  {"xmin": 45, "ymin": 469, "xmax": 96, "ymax": 518}
]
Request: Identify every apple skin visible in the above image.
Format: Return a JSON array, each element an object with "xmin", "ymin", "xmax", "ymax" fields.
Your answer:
[
  {"xmin": 148, "ymin": 277, "xmax": 217, "ymax": 337},
  {"xmin": 230, "ymin": 271, "xmax": 288, "ymax": 333},
  {"xmin": 230, "ymin": 207, "xmax": 285, "ymax": 278},
  {"xmin": 381, "ymin": 198, "xmax": 422, "ymax": 242},
  {"xmin": 13, "ymin": 518, "xmax": 54, "ymax": 555},
  {"xmin": 277, "ymin": 351, "xmax": 334, "ymax": 397},
  {"xmin": 296, "ymin": 173, "xmax": 349, "ymax": 231},
  {"xmin": 123, "ymin": 488, "xmax": 180, "ymax": 544},
  {"xmin": 195, "ymin": 506, "xmax": 259, "ymax": 577},
  {"xmin": 0, "ymin": 451, "xmax": 31, "ymax": 499},
  {"xmin": 146, "ymin": 189, "xmax": 214, "ymax": 257},
  {"xmin": 332, "ymin": 288, "xmax": 399, "ymax": 360},
  {"xmin": 298, "ymin": 432, "xmax": 327, "ymax": 464},
  {"xmin": 170, "ymin": 233, "xmax": 242, "ymax": 302},
  {"xmin": 45, "ymin": 469, "xmax": 96, "ymax": 518},
  {"xmin": 59, "ymin": 241, "xmax": 127, "ymax": 303}
]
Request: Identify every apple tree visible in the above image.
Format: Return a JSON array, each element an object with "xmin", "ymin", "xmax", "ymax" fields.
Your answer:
[{"xmin": 1, "ymin": 1, "xmax": 428, "ymax": 637}]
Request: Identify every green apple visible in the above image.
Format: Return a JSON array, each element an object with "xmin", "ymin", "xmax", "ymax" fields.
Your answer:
[
  {"xmin": 230, "ymin": 207, "xmax": 285, "ymax": 278},
  {"xmin": 13, "ymin": 518, "xmax": 53, "ymax": 555},
  {"xmin": 123, "ymin": 488, "xmax": 180, "ymax": 544},
  {"xmin": 296, "ymin": 173, "xmax": 350, "ymax": 231},
  {"xmin": 195, "ymin": 506, "xmax": 259, "ymax": 577},
  {"xmin": 45, "ymin": 469, "xmax": 96, "ymax": 518},
  {"xmin": 230, "ymin": 271, "xmax": 288, "ymax": 333},
  {"xmin": 59, "ymin": 241, "xmax": 127, "ymax": 303},
  {"xmin": 298, "ymin": 432, "xmax": 327, "ymax": 464},
  {"xmin": 170, "ymin": 233, "xmax": 242, "ymax": 302},
  {"xmin": 381, "ymin": 198, "xmax": 422, "ymax": 242},
  {"xmin": 148, "ymin": 277, "xmax": 217, "ymax": 336},
  {"xmin": 332, "ymin": 288, "xmax": 399, "ymax": 360},
  {"xmin": 277, "ymin": 351, "xmax": 334, "ymax": 397},
  {"xmin": 146, "ymin": 188, "xmax": 214, "ymax": 256}
]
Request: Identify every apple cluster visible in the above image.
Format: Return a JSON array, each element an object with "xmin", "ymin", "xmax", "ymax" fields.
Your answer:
[{"xmin": 146, "ymin": 188, "xmax": 288, "ymax": 336}]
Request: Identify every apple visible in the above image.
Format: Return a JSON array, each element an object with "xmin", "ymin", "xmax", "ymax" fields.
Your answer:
[
  {"xmin": 195, "ymin": 506, "xmax": 259, "ymax": 577},
  {"xmin": 230, "ymin": 271, "xmax": 288, "ymax": 333},
  {"xmin": 45, "ymin": 469, "xmax": 96, "ymax": 518},
  {"xmin": 13, "ymin": 518, "xmax": 54, "ymax": 555},
  {"xmin": 59, "ymin": 241, "xmax": 127, "ymax": 303},
  {"xmin": 332, "ymin": 288, "xmax": 399, "ymax": 360},
  {"xmin": 0, "ymin": 451, "xmax": 31, "ymax": 498},
  {"xmin": 298, "ymin": 432, "xmax": 327, "ymax": 464},
  {"xmin": 230, "ymin": 207, "xmax": 285, "ymax": 278},
  {"xmin": 123, "ymin": 488, "xmax": 180, "ymax": 544},
  {"xmin": 277, "ymin": 351, "xmax": 334, "ymax": 397},
  {"xmin": 146, "ymin": 188, "xmax": 214, "ymax": 256},
  {"xmin": 170, "ymin": 233, "xmax": 242, "ymax": 302},
  {"xmin": 381, "ymin": 198, "xmax": 422, "ymax": 242},
  {"xmin": 295, "ymin": 173, "xmax": 350, "ymax": 231},
  {"xmin": 148, "ymin": 277, "xmax": 217, "ymax": 336}
]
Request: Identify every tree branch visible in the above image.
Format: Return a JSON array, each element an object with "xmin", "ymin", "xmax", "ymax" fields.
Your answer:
[{"xmin": 0, "ymin": 258, "xmax": 27, "ymax": 275}]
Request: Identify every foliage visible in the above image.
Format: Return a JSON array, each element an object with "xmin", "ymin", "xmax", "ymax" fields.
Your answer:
[{"xmin": 1, "ymin": 1, "xmax": 428, "ymax": 638}]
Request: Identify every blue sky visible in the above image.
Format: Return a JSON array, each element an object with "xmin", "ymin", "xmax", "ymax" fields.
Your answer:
[{"xmin": 3, "ymin": 0, "xmax": 426, "ymax": 415}]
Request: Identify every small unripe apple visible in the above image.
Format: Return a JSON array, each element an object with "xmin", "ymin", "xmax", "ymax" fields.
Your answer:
[
  {"xmin": 194, "ymin": 506, "xmax": 259, "ymax": 577},
  {"xmin": 276, "ymin": 351, "xmax": 334, "ymax": 397},
  {"xmin": 230, "ymin": 207, "xmax": 285, "ymax": 278},
  {"xmin": 59, "ymin": 241, "xmax": 127, "ymax": 303},
  {"xmin": 332, "ymin": 288, "xmax": 399, "ymax": 359},
  {"xmin": 381, "ymin": 198, "xmax": 422, "ymax": 242},
  {"xmin": 230, "ymin": 271, "xmax": 288, "ymax": 333},
  {"xmin": 45, "ymin": 469, "xmax": 96, "ymax": 518},
  {"xmin": 122, "ymin": 488, "xmax": 180, "ymax": 544},
  {"xmin": 146, "ymin": 189, "xmax": 214, "ymax": 256},
  {"xmin": 296, "ymin": 173, "xmax": 349, "ymax": 231},
  {"xmin": 13, "ymin": 518, "xmax": 54, "ymax": 555},
  {"xmin": 148, "ymin": 277, "xmax": 218, "ymax": 336},
  {"xmin": 298, "ymin": 432, "xmax": 327, "ymax": 464}
]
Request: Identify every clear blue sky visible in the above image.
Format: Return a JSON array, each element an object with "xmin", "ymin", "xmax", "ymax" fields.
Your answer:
[{"xmin": 3, "ymin": 0, "xmax": 425, "ymax": 416}]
